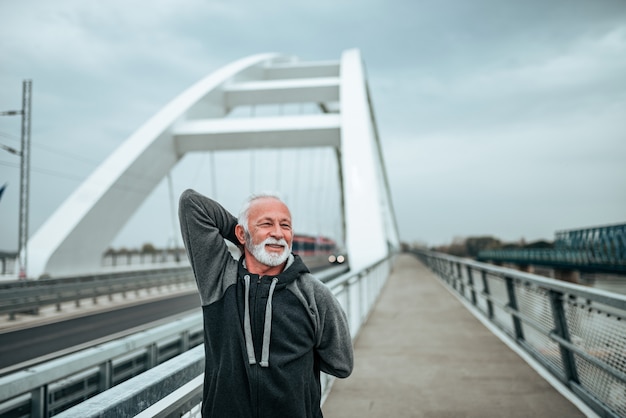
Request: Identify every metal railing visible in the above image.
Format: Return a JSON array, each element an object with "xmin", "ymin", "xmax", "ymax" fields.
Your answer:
[
  {"xmin": 50, "ymin": 255, "xmax": 395, "ymax": 417},
  {"xmin": 0, "ymin": 314, "xmax": 204, "ymax": 417},
  {"xmin": 0, "ymin": 266, "xmax": 195, "ymax": 319},
  {"xmin": 0, "ymin": 257, "xmax": 347, "ymax": 321},
  {"xmin": 413, "ymin": 249, "xmax": 626, "ymax": 418},
  {"xmin": 101, "ymin": 248, "xmax": 187, "ymax": 268}
]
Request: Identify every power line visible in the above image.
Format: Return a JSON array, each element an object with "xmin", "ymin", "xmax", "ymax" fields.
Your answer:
[
  {"xmin": 31, "ymin": 141, "xmax": 103, "ymax": 166},
  {"xmin": 3, "ymin": 130, "xmax": 107, "ymax": 167},
  {"xmin": 0, "ymin": 130, "xmax": 20, "ymax": 142},
  {"xmin": 0, "ymin": 160, "xmax": 19, "ymax": 169},
  {"xmin": 0, "ymin": 158, "xmax": 162, "ymax": 196},
  {"xmin": 1, "ymin": 159, "xmax": 89, "ymax": 183}
]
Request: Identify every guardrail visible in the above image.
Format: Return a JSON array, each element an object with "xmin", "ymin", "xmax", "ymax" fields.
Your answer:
[
  {"xmin": 0, "ymin": 257, "xmax": 346, "ymax": 321},
  {"xmin": 0, "ymin": 265, "xmax": 350, "ymax": 417},
  {"xmin": 50, "ymin": 255, "xmax": 394, "ymax": 417},
  {"xmin": 0, "ymin": 266, "xmax": 195, "ymax": 319},
  {"xmin": 413, "ymin": 249, "xmax": 626, "ymax": 418},
  {"xmin": 0, "ymin": 313, "xmax": 204, "ymax": 417}
]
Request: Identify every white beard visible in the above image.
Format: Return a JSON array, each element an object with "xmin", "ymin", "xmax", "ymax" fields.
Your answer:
[{"xmin": 246, "ymin": 236, "xmax": 291, "ymax": 267}]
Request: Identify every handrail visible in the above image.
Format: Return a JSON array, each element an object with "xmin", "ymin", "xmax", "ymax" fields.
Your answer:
[
  {"xmin": 0, "ymin": 262, "xmax": 348, "ymax": 320},
  {"xmin": 0, "ymin": 266, "xmax": 195, "ymax": 319},
  {"xmin": 413, "ymin": 249, "xmax": 626, "ymax": 418},
  {"xmin": 0, "ymin": 314, "xmax": 202, "ymax": 397},
  {"xmin": 0, "ymin": 264, "xmax": 192, "ymax": 290},
  {"xmin": 51, "ymin": 255, "xmax": 395, "ymax": 417},
  {"xmin": 57, "ymin": 346, "xmax": 206, "ymax": 418}
]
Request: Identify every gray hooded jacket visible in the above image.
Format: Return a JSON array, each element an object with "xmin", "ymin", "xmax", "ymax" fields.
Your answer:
[{"xmin": 178, "ymin": 189, "xmax": 353, "ymax": 417}]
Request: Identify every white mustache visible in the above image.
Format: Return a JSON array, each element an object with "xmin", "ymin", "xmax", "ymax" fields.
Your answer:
[{"xmin": 263, "ymin": 238, "xmax": 288, "ymax": 246}]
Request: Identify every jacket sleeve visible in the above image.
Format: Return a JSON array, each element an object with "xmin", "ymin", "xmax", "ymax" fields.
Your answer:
[
  {"xmin": 178, "ymin": 189, "xmax": 240, "ymax": 306},
  {"xmin": 314, "ymin": 282, "xmax": 354, "ymax": 378}
]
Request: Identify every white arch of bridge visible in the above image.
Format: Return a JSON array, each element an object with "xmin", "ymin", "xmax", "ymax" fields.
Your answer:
[{"xmin": 26, "ymin": 49, "xmax": 399, "ymax": 278}]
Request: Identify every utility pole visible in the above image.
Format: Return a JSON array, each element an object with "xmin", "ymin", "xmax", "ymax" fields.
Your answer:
[
  {"xmin": 1, "ymin": 79, "xmax": 32, "ymax": 279},
  {"xmin": 19, "ymin": 80, "xmax": 32, "ymax": 279}
]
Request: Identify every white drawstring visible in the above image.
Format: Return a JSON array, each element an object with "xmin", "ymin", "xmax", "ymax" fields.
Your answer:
[
  {"xmin": 260, "ymin": 277, "xmax": 279, "ymax": 367},
  {"xmin": 243, "ymin": 275, "xmax": 279, "ymax": 368},
  {"xmin": 243, "ymin": 275, "xmax": 256, "ymax": 365}
]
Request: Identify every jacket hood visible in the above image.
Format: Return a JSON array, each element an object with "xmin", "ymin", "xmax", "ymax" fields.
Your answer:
[{"xmin": 237, "ymin": 253, "xmax": 310, "ymax": 288}]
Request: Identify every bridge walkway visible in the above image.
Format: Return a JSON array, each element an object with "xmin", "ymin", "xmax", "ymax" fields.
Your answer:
[{"xmin": 322, "ymin": 254, "xmax": 588, "ymax": 418}]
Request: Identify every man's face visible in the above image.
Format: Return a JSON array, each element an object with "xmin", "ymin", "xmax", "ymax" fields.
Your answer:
[{"xmin": 244, "ymin": 197, "xmax": 293, "ymax": 267}]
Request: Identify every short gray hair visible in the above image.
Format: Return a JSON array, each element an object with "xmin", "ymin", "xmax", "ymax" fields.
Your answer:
[{"xmin": 237, "ymin": 192, "xmax": 288, "ymax": 233}]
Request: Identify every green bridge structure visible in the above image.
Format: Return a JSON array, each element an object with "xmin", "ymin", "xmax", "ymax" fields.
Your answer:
[{"xmin": 477, "ymin": 223, "xmax": 626, "ymax": 280}]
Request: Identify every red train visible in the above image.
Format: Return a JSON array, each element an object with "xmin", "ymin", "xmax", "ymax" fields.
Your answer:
[{"xmin": 292, "ymin": 234, "xmax": 346, "ymax": 269}]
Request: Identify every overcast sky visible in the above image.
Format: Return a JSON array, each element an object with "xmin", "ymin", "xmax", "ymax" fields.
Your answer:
[{"xmin": 1, "ymin": 0, "xmax": 625, "ymax": 254}]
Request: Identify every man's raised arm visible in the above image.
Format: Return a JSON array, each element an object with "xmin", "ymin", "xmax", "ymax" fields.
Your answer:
[{"xmin": 178, "ymin": 189, "xmax": 240, "ymax": 303}]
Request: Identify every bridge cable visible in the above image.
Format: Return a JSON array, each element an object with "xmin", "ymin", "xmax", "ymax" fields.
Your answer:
[
  {"xmin": 190, "ymin": 153, "xmax": 207, "ymax": 192},
  {"xmin": 276, "ymin": 104, "xmax": 283, "ymax": 191},
  {"xmin": 250, "ymin": 105, "xmax": 256, "ymax": 194}
]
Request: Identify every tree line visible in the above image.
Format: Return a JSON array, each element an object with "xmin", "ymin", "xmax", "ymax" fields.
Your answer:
[{"xmin": 405, "ymin": 236, "xmax": 553, "ymax": 259}]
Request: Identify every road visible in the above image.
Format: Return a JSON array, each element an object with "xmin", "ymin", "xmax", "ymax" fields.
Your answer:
[
  {"xmin": 0, "ymin": 293, "xmax": 200, "ymax": 372},
  {"xmin": 0, "ymin": 263, "xmax": 344, "ymax": 374}
]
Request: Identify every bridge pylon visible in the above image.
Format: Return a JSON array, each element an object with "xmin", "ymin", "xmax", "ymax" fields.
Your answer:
[{"xmin": 27, "ymin": 49, "xmax": 399, "ymax": 277}]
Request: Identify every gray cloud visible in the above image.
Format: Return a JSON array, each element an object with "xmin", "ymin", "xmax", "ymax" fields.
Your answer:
[{"xmin": 1, "ymin": 0, "xmax": 625, "ymax": 253}]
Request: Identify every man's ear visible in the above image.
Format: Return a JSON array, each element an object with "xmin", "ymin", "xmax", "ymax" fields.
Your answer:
[{"xmin": 235, "ymin": 224, "xmax": 246, "ymax": 246}]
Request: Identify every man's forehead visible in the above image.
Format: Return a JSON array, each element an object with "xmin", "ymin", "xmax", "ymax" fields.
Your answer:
[{"xmin": 249, "ymin": 197, "xmax": 291, "ymax": 218}]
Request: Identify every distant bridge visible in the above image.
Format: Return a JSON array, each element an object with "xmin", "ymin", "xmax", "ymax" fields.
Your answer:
[{"xmin": 478, "ymin": 223, "xmax": 626, "ymax": 275}]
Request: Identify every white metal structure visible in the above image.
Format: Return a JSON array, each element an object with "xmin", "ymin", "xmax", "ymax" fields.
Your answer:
[{"xmin": 27, "ymin": 49, "xmax": 399, "ymax": 278}]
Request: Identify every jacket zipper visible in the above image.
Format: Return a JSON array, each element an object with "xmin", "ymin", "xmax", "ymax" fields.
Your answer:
[{"xmin": 254, "ymin": 277, "xmax": 262, "ymax": 417}]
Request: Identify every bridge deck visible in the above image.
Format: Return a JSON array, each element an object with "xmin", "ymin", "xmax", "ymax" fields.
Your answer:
[{"xmin": 322, "ymin": 254, "xmax": 587, "ymax": 418}]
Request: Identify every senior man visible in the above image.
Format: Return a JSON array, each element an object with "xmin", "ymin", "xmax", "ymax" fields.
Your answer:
[{"xmin": 178, "ymin": 189, "xmax": 353, "ymax": 417}]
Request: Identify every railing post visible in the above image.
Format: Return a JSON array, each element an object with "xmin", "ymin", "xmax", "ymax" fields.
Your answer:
[
  {"xmin": 348, "ymin": 274, "xmax": 360, "ymax": 334},
  {"xmin": 359, "ymin": 270, "xmax": 366, "ymax": 324},
  {"xmin": 444, "ymin": 260, "xmax": 453, "ymax": 289},
  {"xmin": 548, "ymin": 290, "xmax": 580, "ymax": 385},
  {"xmin": 456, "ymin": 262, "xmax": 465, "ymax": 296},
  {"xmin": 344, "ymin": 279, "xmax": 353, "ymax": 333},
  {"xmin": 504, "ymin": 276, "xmax": 524, "ymax": 341},
  {"xmin": 445, "ymin": 260, "xmax": 452, "ymax": 288},
  {"xmin": 481, "ymin": 270, "xmax": 494, "ymax": 319},
  {"xmin": 181, "ymin": 330, "xmax": 190, "ymax": 352},
  {"xmin": 30, "ymin": 386, "xmax": 47, "ymax": 418},
  {"xmin": 146, "ymin": 344, "xmax": 158, "ymax": 368},
  {"xmin": 99, "ymin": 360, "xmax": 113, "ymax": 391},
  {"xmin": 466, "ymin": 266, "xmax": 477, "ymax": 306}
]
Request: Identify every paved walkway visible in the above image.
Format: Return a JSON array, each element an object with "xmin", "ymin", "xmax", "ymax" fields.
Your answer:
[{"xmin": 322, "ymin": 254, "xmax": 588, "ymax": 418}]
